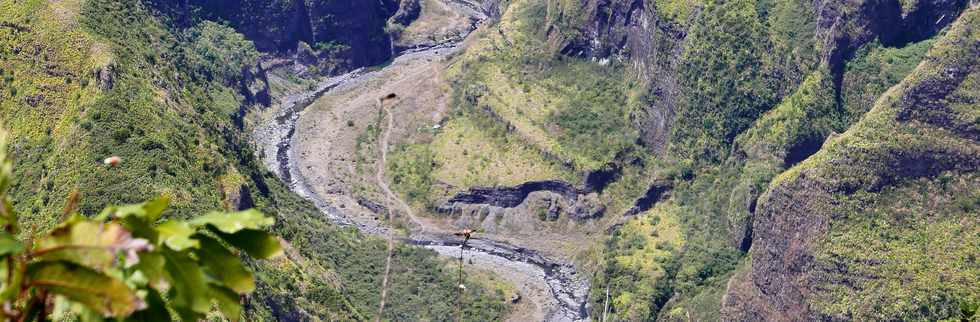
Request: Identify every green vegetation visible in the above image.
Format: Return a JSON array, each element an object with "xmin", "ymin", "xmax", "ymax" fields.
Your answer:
[
  {"xmin": 735, "ymin": 67, "xmax": 842, "ymax": 162},
  {"xmin": 841, "ymin": 38, "xmax": 935, "ymax": 123},
  {"xmin": 813, "ymin": 175, "xmax": 979, "ymax": 321},
  {"xmin": 754, "ymin": 10, "xmax": 980, "ymax": 320},
  {"xmin": 387, "ymin": 143, "xmax": 436, "ymax": 206},
  {"xmin": 659, "ymin": 165, "xmax": 745, "ymax": 295},
  {"xmin": 546, "ymin": 63, "xmax": 636, "ymax": 167},
  {"xmin": 588, "ymin": 3, "xmax": 828, "ymax": 319},
  {"xmin": 653, "ymin": 0, "xmax": 700, "ymax": 25},
  {"xmin": 580, "ymin": 1, "xmax": 971, "ymax": 320},
  {"xmin": 447, "ymin": 0, "xmax": 642, "ymax": 172},
  {"xmin": 590, "ymin": 204, "xmax": 684, "ymax": 321},
  {"xmin": 353, "ymin": 106, "xmax": 384, "ymax": 181},
  {"xmin": 671, "ymin": 0, "xmax": 777, "ymax": 163},
  {"xmin": 386, "ymin": 1, "xmax": 963, "ymax": 318},
  {"xmin": 184, "ymin": 21, "xmax": 261, "ymax": 86},
  {"xmin": 0, "ymin": 133, "xmax": 280, "ymax": 321},
  {"xmin": 3, "ymin": 0, "xmax": 972, "ymax": 320},
  {"xmin": 0, "ymin": 0, "xmax": 509, "ymax": 320},
  {"xmin": 386, "ymin": 0, "xmax": 650, "ymax": 225},
  {"xmin": 765, "ymin": 0, "xmax": 819, "ymax": 90},
  {"xmin": 429, "ymin": 114, "xmax": 571, "ymax": 189},
  {"xmin": 314, "ymin": 41, "xmax": 350, "ymax": 53}
]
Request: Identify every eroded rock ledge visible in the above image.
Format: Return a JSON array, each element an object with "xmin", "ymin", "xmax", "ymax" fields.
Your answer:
[{"xmin": 437, "ymin": 180, "xmax": 606, "ymax": 221}]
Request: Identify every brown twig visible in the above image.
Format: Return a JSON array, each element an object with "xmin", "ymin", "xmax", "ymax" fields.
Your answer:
[{"xmin": 61, "ymin": 190, "xmax": 80, "ymax": 221}]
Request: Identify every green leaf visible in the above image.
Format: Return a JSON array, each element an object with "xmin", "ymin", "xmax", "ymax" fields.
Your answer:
[
  {"xmin": 104, "ymin": 196, "xmax": 169, "ymax": 223},
  {"xmin": 27, "ymin": 261, "xmax": 142, "ymax": 317},
  {"xmin": 174, "ymin": 306, "xmax": 204, "ymax": 322},
  {"xmin": 75, "ymin": 302, "xmax": 108, "ymax": 322},
  {"xmin": 209, "ymin": 284, "xmax": 242, "ymax": 321},
  {"xmin": 35, "ymin": 220, "xmax": 150, "ymax": 269},
  {"xmin": 125, "ymin": 288, "xmax": 170, "ymax": 322},
  {"xmin": 0, "ymin": 257, "xmax": 23, "ymax": 300},
  {"xmin": 120, "ymin": 216, "xmax": 159, "ymax": 245},
  {"xmin": 0, "ymin": 199, "xmax": 12, "ymax": 227},
  {"xmin": 196, "ymin": 234, "xmax": 255, "ymax": 293},
  {"xmin": 51, "ymin": 296, "xmax": 105, "ymax": 322},
  {"xmin": 155, "ymin": 220, "xmax": 198, "ymax": 251},
  {"xmin": 189, "ymin": 209, "xmax": 274, "ymax": 234},
  {"xmin": 161, "ymin": 249, "xmax": 210, "ymax": 314},
  {"xmin": 135, "ymin": 252, "xmax": 168, "ymax": 291},
  {"xmin": 213, "ymin": 229, "xmax": 282, "ymax": 259},
  {"xmin": 0, "ymin": 231, "xmax": 24, "ymax": 256}
]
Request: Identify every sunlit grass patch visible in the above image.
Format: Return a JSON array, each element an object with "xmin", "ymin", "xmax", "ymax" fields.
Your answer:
[{"xmin": 430, "ymin": 115, "xmax": 571, "ymax": 191}]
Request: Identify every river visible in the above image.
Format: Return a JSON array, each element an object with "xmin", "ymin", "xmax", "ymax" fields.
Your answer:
[{"xmin": 252, "ymin": 4, "xmax": 591, "ymax": 321}]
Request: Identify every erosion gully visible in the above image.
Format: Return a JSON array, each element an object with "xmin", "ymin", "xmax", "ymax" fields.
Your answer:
[{"xmin": 254, "ymin": 6, "xmax": 590, "ymax": 322}]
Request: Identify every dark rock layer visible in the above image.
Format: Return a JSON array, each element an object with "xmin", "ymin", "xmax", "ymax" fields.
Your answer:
[
  {"xmin": 444, "ymin": 180, "xmax": 581, "ymax": 209},
  {"xmin": 439, "ymin": 180, "xmax": 606, "ymax": 221}
]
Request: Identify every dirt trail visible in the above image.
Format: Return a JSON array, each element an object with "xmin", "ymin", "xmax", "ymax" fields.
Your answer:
[
  {"xmin": 375, "ymin": 100, "xmax": 422, "ymax": 320},
  {"xmin": 375, "ymin": 223, "xmax": 394, "ymax": 321},
  {"xmin": 376, "ymin": 101, "xmax": 426, "ymax": 232},
  {"xmin": 374, "ymin": 102, "xmax": 396, "ymax": 321}
]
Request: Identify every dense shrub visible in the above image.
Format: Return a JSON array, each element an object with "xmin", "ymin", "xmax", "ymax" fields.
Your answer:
[{"xmin": 671, "ymin": 0, "xmax": 778, "ymax": 163}]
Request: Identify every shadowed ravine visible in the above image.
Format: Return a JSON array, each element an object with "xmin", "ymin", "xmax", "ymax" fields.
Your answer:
[{"xmin": 255, "ymin": 11, "xmax": 591, "ymax": 322}]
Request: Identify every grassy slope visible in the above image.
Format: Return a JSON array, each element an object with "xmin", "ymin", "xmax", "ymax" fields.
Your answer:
[
  {"xmin": 0, "ymin": 0, "xmax": 508, "ymax": 320},
  {"xmin": 443, "ymin": 0, "xmax": 641, "ymax": 173},
  {"xmin": 388, "ymin": 0, "xmax": 650, "ymax": 214},
  {"xmin": 593, "ymin": 202, "xmax": 685, "ymax": 321}
]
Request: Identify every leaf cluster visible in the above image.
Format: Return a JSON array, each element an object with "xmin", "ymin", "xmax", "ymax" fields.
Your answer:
[{"xmin": 0, "ymin": 132, "xmax": 281, "ymax": 321}]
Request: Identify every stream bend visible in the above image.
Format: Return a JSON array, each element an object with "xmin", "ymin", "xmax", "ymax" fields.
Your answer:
[{"xmin": 256, "ymin": 13, "xmax": 591, "ymax": 322}]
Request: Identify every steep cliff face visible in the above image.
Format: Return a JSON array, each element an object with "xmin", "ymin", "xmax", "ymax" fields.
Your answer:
[
  {"xmin": 546, "ymin": 0, "xmax": 687, "ymax": 151},
  {"xmin": 545, "ymin": 0, "xmax": 968, "ymax": 154},
  {"xmin": 721, "ymin": 8, "xmax": 979, "ymax": 321},
  {"xmin": 152, "ymin": 0, "xmax": 407, "ymax": 69},
  {"xmin": 304, "ymin": 0, "xmax": 400, "ymax": 67}
]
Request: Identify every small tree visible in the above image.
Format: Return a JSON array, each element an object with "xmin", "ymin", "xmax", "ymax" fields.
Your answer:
[{"xmin": 0, "ymin": 132, "xmax": 281, "ymax": 321}]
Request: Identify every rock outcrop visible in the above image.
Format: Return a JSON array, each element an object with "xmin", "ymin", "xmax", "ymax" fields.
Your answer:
[
  {"xmin": 444, "ymin": 180, "xmax": 580, "ymax": 208},
  {"xmin": 389, "ymin": 0, "xmax": 422, "ymax": 26},
  {"xmin": 439, "ymin": 180, "xmax": 606, "ymax": 222},
  {"xmin": 622, "ymin": 180, "xmax": 672, "ymax": 217},
  {"xmin": 546, "ymin": 0, "xmax": 686, "ymax": 152}
]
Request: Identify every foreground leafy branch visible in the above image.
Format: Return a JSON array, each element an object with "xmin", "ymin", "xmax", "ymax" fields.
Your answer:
[{"xmin": 0, "ymin": 132, "xmax": 282, "ymax": 321}]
